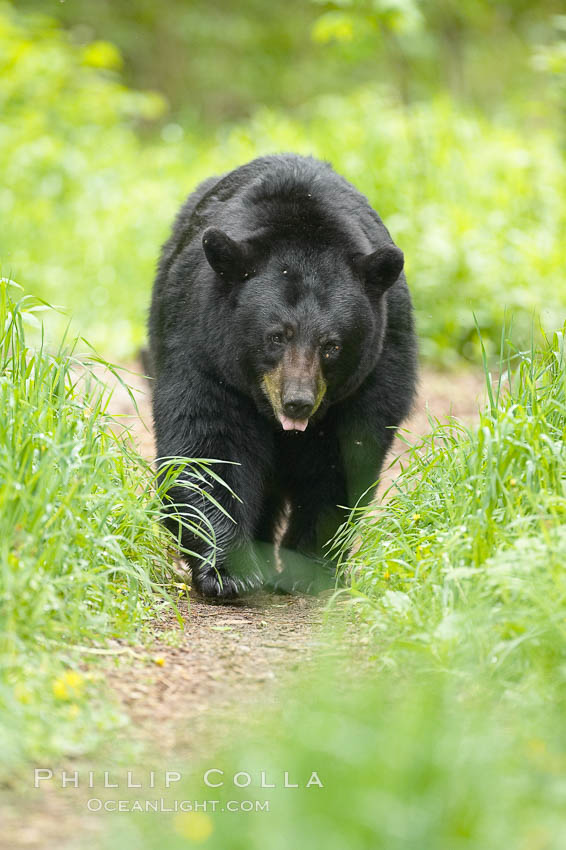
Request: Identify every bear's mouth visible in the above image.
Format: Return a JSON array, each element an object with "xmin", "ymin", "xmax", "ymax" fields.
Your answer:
[{"xmin": 278, "ymin": 414, "xmax": 309, "ymax": 432}]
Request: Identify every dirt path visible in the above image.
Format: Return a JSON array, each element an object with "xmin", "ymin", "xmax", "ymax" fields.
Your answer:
[
  {"xmin": 109, "ymin": 593, "xmax": 332, "ymax": 759},
  {"xmin": 0, "ymin": 365, "xmax": 486, "ymax": 849},
  {"xmin": 99, "ymin": 363, "xmax": 486, "ymax": 751}
]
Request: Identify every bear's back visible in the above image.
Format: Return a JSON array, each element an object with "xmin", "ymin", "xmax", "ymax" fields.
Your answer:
[{"xmin": 198, "ymin": 155, "xmax": 391, "ymax": 252}]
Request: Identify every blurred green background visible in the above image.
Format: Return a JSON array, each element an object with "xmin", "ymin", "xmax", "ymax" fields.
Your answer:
[
  {"xmin": 3, "ymin": 5, "xmax": 566, "ymax": 847},
  {"xmin": 2, "ymin": 0, "xmax": 565, "ymax": 364}
]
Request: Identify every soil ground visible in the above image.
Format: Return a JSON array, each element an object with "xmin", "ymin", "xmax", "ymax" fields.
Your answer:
[{"xmin": 0, "ymin": 365, "xmax": 486, "ymax": 849}]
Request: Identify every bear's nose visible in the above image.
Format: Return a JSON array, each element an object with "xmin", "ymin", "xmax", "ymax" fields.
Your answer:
[{"xmin": 282, "ymin": 396, "xmax": 314, "ymax": 420}]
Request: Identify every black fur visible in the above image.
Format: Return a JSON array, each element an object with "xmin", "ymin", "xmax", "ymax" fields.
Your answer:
[{"xmin": 149, "ymin": 154, "xmax": 417, "ymax": 599}]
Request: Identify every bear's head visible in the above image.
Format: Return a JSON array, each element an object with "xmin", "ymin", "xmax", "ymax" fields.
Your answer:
[{"xmin": 202, "ymin": 227, "xmax": 403, "ymax": 431}]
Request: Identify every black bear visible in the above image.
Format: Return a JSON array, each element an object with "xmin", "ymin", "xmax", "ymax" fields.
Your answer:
[{"xmin": 148, "ymin": 154, "xmax": 417, "ymax": 599}]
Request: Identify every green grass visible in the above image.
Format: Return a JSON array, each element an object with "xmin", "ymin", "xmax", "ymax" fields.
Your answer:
[
  {"xmin": 0, "ymin": 278, "xmax": 226, "ymax": 775},
  {"xmin": 335, "ymin": 322, "xmax": 566, "ymax": 683},
  {"xmin": 0, "ymin": 281, "xmax": 172, "ymax": 646},
  {"xmin": 95, "ymin": 665, "xmax": 566, "ymax": 850}
]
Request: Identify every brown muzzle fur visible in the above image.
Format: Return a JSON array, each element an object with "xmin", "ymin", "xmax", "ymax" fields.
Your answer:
[{"xmin": 262, "ymin": 346, "xmax": 326, "ymax": 421}]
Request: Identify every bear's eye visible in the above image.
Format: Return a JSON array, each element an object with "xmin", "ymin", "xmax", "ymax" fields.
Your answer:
[
  {"xmin": 321, "ymin": 341, "xmax": 341, "ymax": 359},
  {"xmin": 270, "ymin": 333, "xmax": 284, "ymax": 345}
]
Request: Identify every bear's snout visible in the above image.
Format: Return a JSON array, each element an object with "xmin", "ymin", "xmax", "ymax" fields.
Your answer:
[
  {"xmin": 262, "ymin": 344, "xmax": 327, "ymax": 431},
  {"xmin": 281, "ymin": 392, "xmax": 315, "ymax": 421}
]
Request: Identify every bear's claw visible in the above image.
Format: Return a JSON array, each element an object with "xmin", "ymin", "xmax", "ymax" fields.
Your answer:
[{"xmin": 192, "ymin": 566, "xmax": 263, "ymax": 600}]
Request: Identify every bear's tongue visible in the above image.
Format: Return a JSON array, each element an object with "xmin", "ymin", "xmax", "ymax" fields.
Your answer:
[{"xmin": 279, "ymin": 414, "xmax": 309, "ymax": 432}]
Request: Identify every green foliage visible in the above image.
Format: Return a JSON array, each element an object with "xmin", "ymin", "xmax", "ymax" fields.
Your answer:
[
  {"xmin": 533, "ymin": 15, "xmax": 566, "ymax": 139},
  {"xmin": 17, "ymin": 0, "xmax": 560, "ymax": 122},
  {"xmin": 99, "ymin": 668, "xmax": 566, "ymax": 849},
  {"xmin": 2, "ymin": 4, "xmax": 565, "ymax": 364},
  {"xmin": 0, "ymin": 276, "xmax": 165, "ymax": 767},
  {"xmin": 0, "ymin": 2, "xmax": 172, "ymax": 356},
  {"xmin": 2, "ymin": 3, "xmax": 564, "ymax": 364},
  {"xmin": 308, "ymin": 0, "xmax": 562, "ymax": 108},
  {"xmin": 335, "ymin": 323, "xmax": 566, "ymax": 683},
  {"xmin": 311, "ymin": 0, "xmax": 423, "ymax": 46},
  {"xmin": 16, "ymin": 0, "xmax": 328, "ymax": 123},
  {"xmin": 0, "ymin": 277, "xmax": 222, "ymax": 771},
  {"xmin": 0, "ymin": 280, "xmax": 171, "ymax": 649}
]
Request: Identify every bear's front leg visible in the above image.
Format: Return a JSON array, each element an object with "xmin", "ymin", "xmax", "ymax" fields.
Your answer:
[
  {"xmin": 154, "ymin": 384, "xmax": 274, "ymax": 600},
  {"xmin": 161, "ymin": 464, "xmax": 269, "ymax": 600}
]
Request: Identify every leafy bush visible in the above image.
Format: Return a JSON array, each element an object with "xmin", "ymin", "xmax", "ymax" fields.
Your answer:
[
  {"xmin": 0, "ymin": 2, "xmax": 173, "ymax": 356},
  {"xmin": 17, "ymin": 0, "xmax": 560, "ymax": 122},
  {"xmin": 1, "ymin": 3, "xmax": 565, "ymax": 365}
]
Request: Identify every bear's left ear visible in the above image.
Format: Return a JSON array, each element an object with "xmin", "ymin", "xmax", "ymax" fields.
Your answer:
[
  {"xmin": 202, "ymin": 228, "xmax": 251, "ymax": 280},
  {"xmin": 356, "ymin": 244, "xmax": 404, "ymax": 294}
]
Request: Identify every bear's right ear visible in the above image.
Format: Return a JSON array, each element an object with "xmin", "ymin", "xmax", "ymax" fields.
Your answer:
[
  {"xmin": 202, "ymin": 228, "xmax": 251, "ymax": 280},
  {"xmin": 356, "ymin": 244, "xmax": 404, "ymax": 295}
]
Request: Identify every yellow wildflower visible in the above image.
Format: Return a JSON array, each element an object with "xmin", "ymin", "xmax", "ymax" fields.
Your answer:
[
  {"xmin": 52, "ymin": 670, "xmax": 84, "ymax": 700},
  {"xmin": 173, "ymin": 812, "xmax": 214, "ymax": 842}
]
